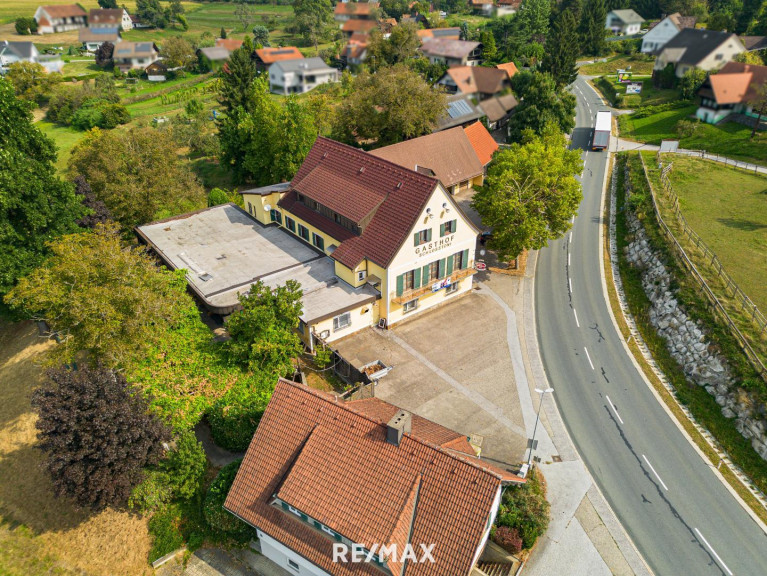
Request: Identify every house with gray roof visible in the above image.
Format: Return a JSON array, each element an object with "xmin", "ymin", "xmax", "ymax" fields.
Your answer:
[
  {"xmin": 0, "ymin": 40, "xmax": 63, "ymax": 74},
  {"xmin": 113, "ymin": 41, "xmax": 159, "ymax": 72},
  {"xmin": 605, "ymin": 9, "xmax": 644, "ymax": 35},
  {"xmin": 268, "ymin": 57, "xmax": 339, "ymax": 95},
  {"xmin": 653, "ymin": 28, "xmax": 745, "ymax": 78},
  {"xmin": 420, "ymin": 39, "xmax": 483, "ymax": 67}
]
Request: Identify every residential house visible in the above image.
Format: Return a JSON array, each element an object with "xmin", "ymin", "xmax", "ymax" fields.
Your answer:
[
  {"xmin": 495, "ymin": 61, "xmax": 519, "ymax": 80},
  {"xmin": 34, "ymin": 4, "xmax": 87, "ymax": 34},
  {"xmin": 341, "ymin": 33, "xmax": 369, "ymax": 67},
  {"xmin": 240, "ymin": 137, "xmax": 481, "ymax": 334},
  {"xmin": 653, "ymin": 29, "xmax": 745, "ymax": 79},
  {"xmin": 480, "ymin": 93, "xmax": 518, "ymax": 131},
  {"xmin": 420, "ymin": 39, "xmax": 483, "ymax": 67},
  {"xmin": 145, "ymin": 60, "xmax": 168, "ymax": 82},
  {"xmin": 640, "ymin": 12, "xmax": 696, "ymax": 54},
  {"xmin": 198, "ymin": 46, "xmax": 230, "ymax": 70},
  {"xmin": 496, "ymin": 0, "xmax": 523, "ymax": 17},
  {"xmin": 88, "ymin": 8, "xmax": 132, "ymax": 31},
  {"xmin": 437, "ymin": 93, "xmax": 485, "ymax": 131},
  {"xmin": 741, "ymin": 36, "xmax": 767, "ymax": 52},
  {"xmin": 79, "ymin": 28, "xmax": 121, "ymax": 52},
  {"xmin": 696, "ymin": 61, "xmax": 767, "ymax": 124},
  {"xmin": 341, "ymin": 18, "xmax": 378, "ymax": 39},
  {"xmin": 254, "ymin": 46, "xmax": 303, "ymax": 72},
  {"xmin": 437, "ymin": 66, "xmax": 510, "ymax": 99},
  {"xmin": 225, "ymin": 379, "xmax": 524, "ymax": 576},
  {"xmin": 269, "ymin": 57, "xmax": 339, "ymax": 95},
  {"xmin": 605, "ymin": 9, "xmax": 645, "ymax": 35},
  {"xmin": 464, "ymin": 120, "xmax": 499, "ymax": 167},
  {"xmin": 370, "ymin": 124, "xmax": 495, "ymax": 194},
  {"xmin": 215, "ymin": 38, "xmax": 243, "ymax": 51},
  {"xmin": 417, "ymin": 27, "xmax": 461, "ymax": 41},
  {"xmin": 0, "ymin": 40, "xmax": 63, "ymax": 74},
  {"xmin": 333, "ymin": 1, "xmax": 379, "ymax": 24},
  {"xmin": 113, "ymin": 41, "xmax": 159, "ymax": 72},
  {"xmin": 129, "ymin": 14, "xmax": 151, "ymax": 29},
  {"xmin": 401, "ymin": 13, "xmax": 429, "ymax": 28},
  {"xmin": 380, "ymin": 17, "xmax": 397, "ymax": 38},
  {"xmin": 471, "ymin": 0, "xmax": 495, "ymax": 16}
]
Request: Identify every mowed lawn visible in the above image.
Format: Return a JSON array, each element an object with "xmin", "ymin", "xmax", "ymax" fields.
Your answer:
[
  {"xmin": 579, "ymin": 53, "xmax": 655, "ymax": 76},
  {"xmin": 662, "ymin": 155, "xmax": 767, "ymax": 312},
  {"xmin": 620, "ymin": 106, "xmax": 767, "ymax": 166},
  {"xmin": 0, "ymin": 321, "xmax": 153, "ymax": 576}
]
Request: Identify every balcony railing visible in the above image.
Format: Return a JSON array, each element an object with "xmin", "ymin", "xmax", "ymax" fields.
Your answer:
[{"xmin": 391, "ymin": 265, "xmax": 477, "ymax": 304}]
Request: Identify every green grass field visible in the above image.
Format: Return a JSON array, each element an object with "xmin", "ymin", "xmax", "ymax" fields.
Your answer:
[
  {"xmin": 594, "ymin": 75, "xmax": 679, "ymax": 108},
  {"xmin": 579, "ymin": 54, "xmax": 655, "ymax": 76},
  {"xmin": 620, "ymin": 107, "xmax": 767, "ymax": 166},
  {"xmin": 36, "ymin": 120, "xmax": 88, "ymax": 173},
  {"xmin": 654, "ymin": 155, "xmax": 767, "ymax": 313}
]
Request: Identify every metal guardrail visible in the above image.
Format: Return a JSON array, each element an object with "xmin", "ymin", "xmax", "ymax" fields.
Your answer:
[{"xmin": 639, "ymin": 154, "xmax": 767, "ymax": 383}]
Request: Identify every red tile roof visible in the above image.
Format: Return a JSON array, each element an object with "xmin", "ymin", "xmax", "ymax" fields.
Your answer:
[
  {"xmin": 288, "ymin": 137, "xmax": 439, "ymax": 269},
  {"xmin": 215, "ymin": 38, "xmax": 243, "ymax": 51},
  {"xmin": 40, "ymin": 4, "xmax": 86, "ymax": 18},
  {"xmin": 88, "ymin": 8, "xmax": 123, "ymax": 26},
  {"xmin": 463, "ymin": 122, "xmax": 498, "ymax": 166},
  {"xmin": 445, "ymin": 66, "xmax": 509, "ymax": 95},
  {"xmin": 708, "ymin": 61, "xmax": 767, "ymax": 104},
  {"xmin": 334, "ymin": 1, "xmax": 379, "ymax": 16},
  {"xmin": 277, "ymin": 191, "xmax": 357, "ymax": 242},
  {"xmin": 495, "ymin": 61, "xmax": 519, "ymax": 79},
  {"xmin": 254, "ymin": 46, "xmax": 304, "ymax": 64},
  {"xmin": 225, "ymin": 380, "xmax": 522, "ymax": 576},
  {"xmin": 342, "ymin": 19, "xmax": 378, "ymax": 33}
]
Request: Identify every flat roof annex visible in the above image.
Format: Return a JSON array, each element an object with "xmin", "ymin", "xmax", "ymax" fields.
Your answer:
[{"xmin": 135, "ymin": 203, "xmax": 377, "ymax": 319}]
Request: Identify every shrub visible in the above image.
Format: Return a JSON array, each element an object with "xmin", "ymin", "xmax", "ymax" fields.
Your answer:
[
  {"xmin": 71, "ymin": 102, "xmax": 106, "ymax": 130},
  {"xmin": 493, "ymin": 525, "xmax": 523, "ymax": 554},
  {"xmin": 203, "ymin": 460, "xmax": 256, "ymax": 540},
  {"xmin": 130, "ymin": 469, "xmax": 175, "ymax": 512},
  {"xmin": 148, "ymin": 506, "xmax": 185, "ymax": 561},
  {"xmin": 207, "ymin": 385, "xmax": 273, "ymax": 451},
  {"xmin": 595, "ymin": 76, "xmax": 618, "ymax": 105},
  {"xmin": 620, "ymin": 94, "xmax": 642, "ymax": 108},
  {"xmin": 99, "ymin": 103, "xmax": 130, "ymax": 128},
  {"xmin": 15, "ymin": 17, "xmax": 37, "ymax": 35},
  {"xmin": 185, "ymin": 98, "xmax": 204, "ymax": 117},
  {"xmin": 164, "ymin": 430, "xmax": 208, "ymax": 501},
  {"xmin": 208, "ymin": 188, "xmax": 231, "ymax": 206},
  {"xmin": 676, "ymin": 119, "xmax": 699, "ymax": 138},
  {"xmin": 495, "ymin": 467, "xmax": 550, "ymax": 550}
]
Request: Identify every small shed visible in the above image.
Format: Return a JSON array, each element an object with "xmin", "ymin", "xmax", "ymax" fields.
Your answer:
[{"xmin": 145, "ymin": 60, "xmax": 167, "ymax": 82}]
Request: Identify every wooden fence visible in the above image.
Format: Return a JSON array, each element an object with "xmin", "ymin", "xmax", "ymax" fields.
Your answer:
[{"xmin": 639, "ymin": 154, "xmax": 767, "ymax": 383}]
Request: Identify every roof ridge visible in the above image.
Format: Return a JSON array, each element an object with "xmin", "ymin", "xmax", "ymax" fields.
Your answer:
[
  {"xmin": 384, "ymin": 472, "xmax": 422, "ymax": 546},
  {"xmin": 277, "ymin": 379, "xmax": 515, "ymax": 483}
]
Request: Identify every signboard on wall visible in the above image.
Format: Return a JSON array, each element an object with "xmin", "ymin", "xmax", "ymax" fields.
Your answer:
[
  {"xmin": 431, "ymin": 277, "xmax": 452, "ymax": 292},
  {"xmin": 626, "ymin": 82, "xmax": 642, "ymax": 94},
  {"xmin": 415, "ymin": 235, "xmax": 455, "ymax": 257}
]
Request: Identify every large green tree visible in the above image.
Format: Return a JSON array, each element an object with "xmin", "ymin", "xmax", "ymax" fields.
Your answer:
[
  {"xmin": 219, "ymin": 76, "xmax": 324, "ymax": 184},
  {"xmin": 68, "ymin": 126, "xmax": 205, "ymax": 229},
  {"xmin": 580, "ymin": 0, "xmax": 607, "ymax": 56},
  {"xmin": 542, "ymin": 9, "xmax": 579, "ymax": 89},
  {"xmin": 226, "ymin": 280, "xmax": 304, "ymax": 376},
  {"xmin": 366, "ymin": 23, "xmax": 421, "ymax": 70},
  {"xmin": 507, "ymin": 71, "xmax": 576, "ymax": 142},
  {"xmin": 293, "ymin": 0, "xmax": 333, "ymax": 51},
  {"xmin": 32, "ymin": 364, "xmax": 170, "ymax": 510},
  {"xmin": 219, "ymin": 36, "xmax": 257, "ymax": 113},
  {"xmin": 472, "ymin": 130, "xmax": 583, "ymax": 261},
  {"xmin": 5, "ymin": 61, "xmax": 61, "ymax": 104},
  {"xmin": 517, "ymin": 0, "xmax": 551, "ymax": 42},
  {"xmin": 332, "ymin": 64, "xmax": 447, "ymax": 147},
  {"xmin": 5, "ymin": 223, "xmax": 189, "ymax": 367},
  {"xmin": 0, "ymin": 78, "xmax": 84, "ymax": 306}
]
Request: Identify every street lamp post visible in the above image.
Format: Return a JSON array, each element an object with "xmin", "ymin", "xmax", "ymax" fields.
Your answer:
[{"xmin": 527, "ymin": 387, "xmax": 554, "ymax": 468}]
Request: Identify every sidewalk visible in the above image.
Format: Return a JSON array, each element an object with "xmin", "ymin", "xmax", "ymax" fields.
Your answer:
[{"xmin": 480, "ymin": 256, "xmax": 652, "ymax": 576}]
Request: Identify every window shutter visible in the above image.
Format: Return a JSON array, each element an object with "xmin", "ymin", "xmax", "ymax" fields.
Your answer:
[
  {"xmin": 414, "ymin": 232, "xmax": 419, "ymax": 246},
  {"xmin": 440, "ymin": 223, "xmax": 445, "ymax": 237},
  {"xmin": 422, "ymin": 265, "xmax": 430, "ymax": 286},
  {"xmin": 462, "ymin": 249, "xmax": 469, "ymax": 269},
  {"xmin": 446, "ymin": 254, "xmax": 454, "ymax": 276},
  {"xmin": 413, "ymin": 269, "xmax": 421, "ymax": 289},
  {"xmin": 427, "ymin": 228, "xmax": 432, "ymax": 242},
  {"xmin": 438, "ymin": 258, "xmax": 446, "ymax": 278},
  {"xmin": 396, "ymin": 274, "xmax": 404, "ymax": 297}
]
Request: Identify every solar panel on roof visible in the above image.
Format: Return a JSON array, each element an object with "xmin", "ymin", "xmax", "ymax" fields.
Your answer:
[
  {"xmin": 447, "ymin": 99, "xmax": 473, "ymax": 118},
  {"xmin": 116, "ymin": 48, "xmax": 130, "ymax": 54},
  {"xmin": 274, "ymin": 49, "xmax": 296, "ymax": 54}
]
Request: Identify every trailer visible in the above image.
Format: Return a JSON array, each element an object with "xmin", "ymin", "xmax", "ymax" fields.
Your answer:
[{"xmin": 592, "ymin": 110, "xmax": 611, "ymax": 151}]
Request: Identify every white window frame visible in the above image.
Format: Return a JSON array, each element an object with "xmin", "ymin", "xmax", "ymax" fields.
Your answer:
[
  {"xmin": 287, "ymin": 505, "xmax": 302, "ymax": 517},
  {"xmin": 287, "ymin": 558, "xmax": 300, "ymax": 571},
  {"xmin": 320, "ymin": 524, "xmax": 336, "ymax": 537},
  {"xmin": 403, "ymin": 299, "xmax": 418, "ymax": 313},
  {"xmin": 333, "ymin": 312, "xmax": 352, "ymax": 331},
  {"xmin": 357, "ymin": 270, "xmax": 367, "ymax": 282},
  {"xmin": 446, "ymin": 281, "xmax": 459, "ymax": 295}
]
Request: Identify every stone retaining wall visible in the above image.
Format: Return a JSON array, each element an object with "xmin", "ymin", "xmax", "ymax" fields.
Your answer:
[{"xmin": 622, "ymin": 164, "xmax": 767, "ymax": 462}]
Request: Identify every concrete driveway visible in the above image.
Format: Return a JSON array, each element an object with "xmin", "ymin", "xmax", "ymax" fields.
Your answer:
[{"xmin": 333, "ymin": 291, "xmax": 528, "ymax": 466}]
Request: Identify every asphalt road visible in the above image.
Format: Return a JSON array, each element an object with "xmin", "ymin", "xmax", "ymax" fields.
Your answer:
[{"xmin": 534, "ymin": 76, "xmax": 767, "ymax": 575}]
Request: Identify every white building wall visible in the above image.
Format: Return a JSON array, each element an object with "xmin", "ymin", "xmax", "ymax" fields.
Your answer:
[
  {"xmin": 641, "ymin": 19, "xmax": 680, "ymax": 53},
  {"xmin": 257, "ymin": 530, "xmax": 333, "ymax": 576},
  {"xmin": 472, "ymin": 485, "xmax": 503, "ymax": 567}
]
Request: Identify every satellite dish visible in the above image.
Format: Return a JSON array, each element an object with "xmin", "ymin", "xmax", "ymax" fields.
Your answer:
[{"xmin": 263, "ymin": 204, "xmax": 272, "ymax": 212}]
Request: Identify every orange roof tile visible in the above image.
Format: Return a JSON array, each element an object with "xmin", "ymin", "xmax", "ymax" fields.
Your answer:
[
  {"xmin": 225, "ymin": 380, "xmax": 523, "ymax": 576},
  {"xmin": 40, "ymin": 4, "xmax": 86, "ymax": 18},
  {"xmin": 463, "ymin": 122, "xmax": 498, "ymax": 166},
  {"xmin": 342, "ymin": 19, "xmax": 378, "ymax": 33},
  {"xmin": 334, "ymin": 1, "xmax": 379, "ymax": 16},
  {"xmin": 215, "ymin": 38, "xmax": 243, "ymax": 51},
  {"xmin": 254, "ymin": 46, "xmax": 304, "ymax": 64},
  {"xmin": 495, "ymin": 61, "xmax": 519, "ymax": 79},
  {"xmin": 708, "ymin": 61, "xmax": 767, "ymax": 104}
]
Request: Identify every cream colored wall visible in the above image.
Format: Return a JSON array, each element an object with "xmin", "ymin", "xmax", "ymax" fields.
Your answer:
[
  {"xmin": 334, "ymin": 259, "xmax": 370, "ymax": 288},
  {"xmin": 695, "ymin": 39, "xmax": 745, "ymax": 74},
  {"xmin": 242, "ymin": 192, "xmax": 283, "ymax": 226},
  {"xmin": 309, "ymin": 301, "xmax": 377, "ymax": 345},
  {"xmin": 386, "ymin": 184, "xmax": 478, "ymax": 326}
]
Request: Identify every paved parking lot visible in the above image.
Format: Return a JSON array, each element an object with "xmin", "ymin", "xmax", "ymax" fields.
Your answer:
[{"xmin": 334, "ymin": 291, "xmax": 528, "ymax": 466}]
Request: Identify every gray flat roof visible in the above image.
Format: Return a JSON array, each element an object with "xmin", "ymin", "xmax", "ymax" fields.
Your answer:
[{"xmin": 136, "ymin": 204, "xmax": 378, "ymax": 318}]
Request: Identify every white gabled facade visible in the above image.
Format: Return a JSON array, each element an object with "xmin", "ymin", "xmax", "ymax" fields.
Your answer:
[{"xmin": 641, "ymin": 17, "xmax": 681, "ymax": 53}]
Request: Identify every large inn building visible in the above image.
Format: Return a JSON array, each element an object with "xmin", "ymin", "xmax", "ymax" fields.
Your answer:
[
  {"xmin": 138, "ymin": 136, "xmax": 482, "ymax": 352},
  {"xmin": 241, "ymin": 137, "xmax": 480, "ymax": 344}
]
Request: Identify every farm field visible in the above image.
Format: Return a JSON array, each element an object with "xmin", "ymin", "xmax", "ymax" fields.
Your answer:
[
  {"xmin": 652, "ymin": 155, "xmax": 767, "ymax": 313},
  {"xmin": 0, "ymin": 321, "xmax": 153, "ymax": 576},
  {"xmin": 620, "ymin": 107, "xmax": 767, "ymax": 166}
]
